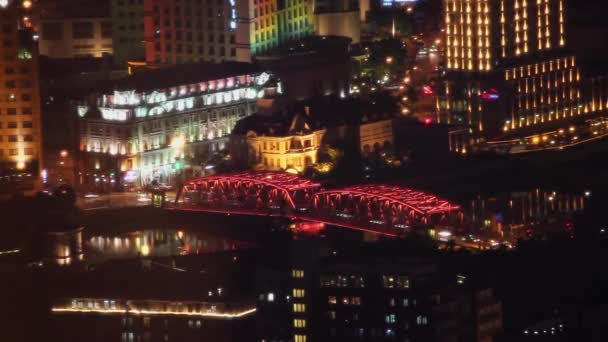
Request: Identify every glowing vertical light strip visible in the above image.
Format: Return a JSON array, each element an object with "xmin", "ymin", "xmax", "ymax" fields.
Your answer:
[{"xmin": 229, "ymin": 0, "xmax": 236, "ymax": 30}]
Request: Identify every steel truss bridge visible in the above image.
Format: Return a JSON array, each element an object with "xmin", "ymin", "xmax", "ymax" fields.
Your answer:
[{"xmin": 170, "ymin": 171, "xmax": 462, "ymax": 236}]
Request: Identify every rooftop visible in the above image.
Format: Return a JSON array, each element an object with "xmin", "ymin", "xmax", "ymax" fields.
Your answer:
[
  {"xmin": 233, "ymin": 95, "xmax": 397, "ymax": 137},
  {"xmin": 114, "ymin": 62, "xmax": 262, "ymax": 93}
]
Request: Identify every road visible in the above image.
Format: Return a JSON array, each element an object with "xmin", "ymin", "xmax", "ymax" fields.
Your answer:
[{"xmin": 77, "ymin": 192, "xmax": 153, "ymax": 211}]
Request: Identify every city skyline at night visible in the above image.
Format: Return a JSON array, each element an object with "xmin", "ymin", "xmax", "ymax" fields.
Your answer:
[{"xmin": 0, "ymin": 1, "xmax": 607, "ymax": 342}]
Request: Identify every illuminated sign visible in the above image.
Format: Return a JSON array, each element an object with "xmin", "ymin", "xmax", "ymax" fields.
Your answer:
[
  {"xmin": 422, "ymin": 85, "xmax": 434, "ymax": 96},
  {"xmin": 382, "ymin": 0, "xmax": 418, "ymax": 7},
  {"xmin": 481, "ymin": 88, "xmax": 500, "ymax": 100}
]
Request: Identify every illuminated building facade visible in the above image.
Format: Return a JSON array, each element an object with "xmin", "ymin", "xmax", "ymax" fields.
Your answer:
[
  {"xmin": 143, "ymin": 0, "xmax": 314, "ymax": 66},
  {"xmin": 0, "ymin": 0, "xmax": 42, "ymax": 177},
  {"xmin": 111, "ymin": 0, "xmax": 145, "ymax": 66},
  {"xmin": 246, "ymin": 113, "xmax": 325, "ymax": 173},
  {"xmin": 438, "ymin": 0, "xmax": 586, "ymax": 138},
  {"xmin": 360, "ymin": 118, "xmax": 393, "ymax": 155},
  {"xmin": 38, "ymin": 16, "xmax": 113, "ymax": 58},
  {"xmin": 77, "ymin": 63, "xmax": 272, "ymax": 186}
]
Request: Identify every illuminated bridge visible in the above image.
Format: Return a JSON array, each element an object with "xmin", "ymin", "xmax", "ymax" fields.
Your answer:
[{"xmin": 172, "ymin": 171, "xmax": 461, "ymax": 236}]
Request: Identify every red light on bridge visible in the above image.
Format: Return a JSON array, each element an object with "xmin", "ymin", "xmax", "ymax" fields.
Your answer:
[{"xmin": 424, "ymin": 117, "xmax": 432, "ymax": 125}]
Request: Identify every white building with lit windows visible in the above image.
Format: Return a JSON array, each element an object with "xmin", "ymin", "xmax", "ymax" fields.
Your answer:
[{"xmin": 77, "ymin": 62, "xmax": 275, "ymax": 187}]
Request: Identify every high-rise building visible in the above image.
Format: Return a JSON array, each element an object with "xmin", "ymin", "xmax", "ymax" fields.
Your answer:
[
  {"xmin": 437, "ymin": 0, "xmax": 584, "ymax": 138},
  {"xmin": 0, "ymin": 0, "xmax": 42, "ymax": 179},
  {"xmin": 143, "ymin": 0, "xmax": 314, "ymax": 66},
  {"xmin": 38, "ymin": 16, "xmax": 113, "ymax": 59},
  {"xmin": 111, "ymin": 0, "xmax": 145, "ymax": 67},
  {"xmin": 313, "ymin": 0, "xmax": 361, "ymax": 44}
]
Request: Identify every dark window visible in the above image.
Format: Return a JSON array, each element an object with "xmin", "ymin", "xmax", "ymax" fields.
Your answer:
[
  {"xmin": 72, "ymin": 22, "xmax": 94, "ymax": 39},
  {"xmin": 42, "ymin": 22, "xmax": 63, "ymax": 40},
  {"xmin": 101, "ymin": 21, "xmax": 112, "ymax": 38}
]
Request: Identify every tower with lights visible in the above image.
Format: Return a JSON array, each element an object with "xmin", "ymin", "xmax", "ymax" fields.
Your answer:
[{"xmin": 0, "ymin": 0, "xmax": 42, "ymax": 182}]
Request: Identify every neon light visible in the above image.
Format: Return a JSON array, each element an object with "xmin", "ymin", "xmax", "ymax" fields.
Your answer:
[
  {"xmin": 481, "ymin": 88, "xmax": 500, "ymax": 100},
  {"xmin": 175, "ymin": 172, "xmax": 460, "ymax": 235},
  {"xmin": 52, "ymin": 307, "xmax": 257, "ymax": 319},
  {"xmin": 422, "ymin": 86, "xmax": 434, "ymax": 96}
]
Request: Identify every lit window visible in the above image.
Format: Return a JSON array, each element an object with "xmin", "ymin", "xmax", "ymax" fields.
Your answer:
[
  {"xmin": 292, "ymin": 289, "xmax": 305, "ymax": 298},
  {"xmin": 293, "ymin": 319, "xmax": 306, "ymax": 328},
  {"xmin": 416, "ymin": 315, "xmax": 428, "ymax": 325},
  {"xmin": 294, "ymin": 334, "xmax": 307, "ymax": 342},
  {"xmin": 292, "ymin": 269, "xmax": 304, "ymax": 278},
  {"xmin": 382, "ymin": 275, "xmax": 410, "ymax": 289},
  {"xmin": 293, "ymin": 303, "xmax": 306, "ymax": 312},
  {"xmin": 267, "ymin": 293, "xmax": 275, "ymax": 302},
  {"xmin": 328, "ymin": 296, "xmax": 337, "ymax": 305}
]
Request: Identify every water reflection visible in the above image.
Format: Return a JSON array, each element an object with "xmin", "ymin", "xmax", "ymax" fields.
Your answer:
[{"xmin": 86, "ymin": 229, "xmax": 253, "ymax": 261}]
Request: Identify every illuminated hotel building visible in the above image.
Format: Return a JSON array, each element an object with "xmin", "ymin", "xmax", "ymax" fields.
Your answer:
[
  {"xmin": 143, "ymin": 0, "xmax": 314, "ymax": 66},
  {"xmin": 77, "ymin": 63, "xmax": 274, "ymax": 186},
  {"xmin": 0, "ymin": 0, "xmax": 42, "ymax": 176},
  {"xmin": 438, "ymin": 0, "xmax": 584, "ymax": 138}
]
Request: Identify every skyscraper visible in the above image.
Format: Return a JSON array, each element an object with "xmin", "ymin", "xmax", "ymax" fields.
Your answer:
[
  {"xmin": 0, "ymin": 0, "xmax": 42, "ymax": 179},
  {"xmin": 112, "ymin": 0, "xmax": 146, "ymax": 66},
  {"xmin": 438, "ymin": 0, "xmax": 583, "ymax": 137},
  {"xmin": 144, "ymin": 0, "xmax": 314, "ymax": 66}
]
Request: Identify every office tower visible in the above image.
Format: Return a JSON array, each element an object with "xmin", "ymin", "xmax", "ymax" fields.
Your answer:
[
  {"xmin": 143, "ymin": 0, "xmax": 314, "ymax": 66},
  {"xmin": 438, "ymin": 0, "xmax": 583, "ymax": 137},
  {"xmin": 112, "ymin": 0, "xmax": 146, "ymax": 66},
  {"xmin": 313, "ymin": 0, "xmax": 361, "ymax": 44},
  {"xmin": 0, "ymin": 0, "xmax": 42, "ymax": 177}
]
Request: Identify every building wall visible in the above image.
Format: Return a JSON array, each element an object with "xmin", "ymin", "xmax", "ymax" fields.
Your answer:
[
  {"xmin": 503, "ymin": 55, "xmax": 582, "ymax": 132},
  {"xmin": 39, "ymin": 17, "xmax": 113, "ymax": 58},
  {"xmin": 359, "ymin": 0, "xmax": 370, "ymax": 22},
  {"xmin": 144, "ymin": 0, "xmax": 240, "ymax": 65},
  {"xmin": 143, "ymin": 0, "xmax": 314, "ymax": 66},
  {"xmin": 313, "ymin": 11, "xmax": 361, "ymax": 44},
  {"xmin": 247, "ymin": 130, "xmax": 325, "ymax": 173},
  {"xmin": 0, "ymin": 2, "xmax": 42, "ymax": 175},
  {"xmin": 112, "ymin": 0, "xmax": 145, "ymax": 66},
  {"xmin": 444, "ymin": 0, "xmax": 565, "ymax": 72},
  {"xmin": 251, "ymin": 0, "xmax": 314, "ymax": 55},
  {"xmin": 359, "ymin": 118, "xmax": 393, "ymax": 154}
]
